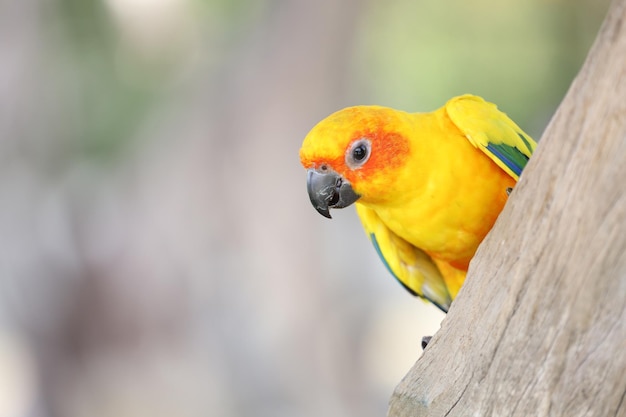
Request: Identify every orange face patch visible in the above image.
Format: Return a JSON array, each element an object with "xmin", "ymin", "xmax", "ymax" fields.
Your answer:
[{"xmin": 342, "ymin": 128, "xmax": 410, "ymax": 184}]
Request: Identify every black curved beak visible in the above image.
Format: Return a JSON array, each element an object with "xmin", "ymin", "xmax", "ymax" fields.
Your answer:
[{"xmin": 306, "ymin": 167, "xmax": 360, "ymax": 219}]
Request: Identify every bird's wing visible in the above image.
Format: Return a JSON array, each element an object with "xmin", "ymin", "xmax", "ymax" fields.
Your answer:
[
  {"xmin": 445, "ymin": 94, "xmax": 536, "ymax": 180},
  {"xmin": 356, "ymin": 203, "xmax": 452, "ymax": 313}
]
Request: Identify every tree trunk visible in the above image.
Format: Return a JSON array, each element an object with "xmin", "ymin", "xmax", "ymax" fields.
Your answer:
[{"xmin": 388, "ymin": 0, "xmax": 626, "ymax": 416}]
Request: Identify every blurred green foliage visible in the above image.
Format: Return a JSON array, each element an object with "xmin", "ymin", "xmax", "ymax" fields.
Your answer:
[
  {"xmin": 38, "ymin": 0, "xmax": 156, "ymax": 163},
  {"xmin": 352, "ymin": 0, "xmax": 610, "ymax": 137},
  {"xmin": 35, "ymin": 0, "xmax": 609, "ymax": 163}
]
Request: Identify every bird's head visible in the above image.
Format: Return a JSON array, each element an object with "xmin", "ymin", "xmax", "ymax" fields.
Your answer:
[{"xmin": 299, "ymin": 106, "xmax": 413, "ymax": 218}]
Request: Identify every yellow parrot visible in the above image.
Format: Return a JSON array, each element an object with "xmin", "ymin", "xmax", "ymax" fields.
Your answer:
[{"xmin": 300, "ymin": 94, "xmax": 536, "ymax": 312}]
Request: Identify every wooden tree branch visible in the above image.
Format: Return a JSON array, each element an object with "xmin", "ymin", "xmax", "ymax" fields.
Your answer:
[{"xmin": 388, "ymin": 0, "xmax": 626, "ymax": 416}]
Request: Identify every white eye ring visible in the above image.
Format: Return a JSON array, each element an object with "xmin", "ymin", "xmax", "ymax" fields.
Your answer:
[{"xmin": 346, "ymin": 138, "xmax": 371, "ymax": 169}]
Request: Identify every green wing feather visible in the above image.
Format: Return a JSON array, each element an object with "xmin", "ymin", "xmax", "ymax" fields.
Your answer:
[
  {"xmin": 356, "ymin": 203, "xmax": 452, "ymax": 313},
  {"xmin": 445, "ymin": 94, "xmax": 536, "ymax": 180}
]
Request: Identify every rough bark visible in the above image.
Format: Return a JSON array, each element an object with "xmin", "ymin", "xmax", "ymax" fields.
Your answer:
[{"xmin": 388, "ymin": 0, "xmax": 626, "ymax": 416}]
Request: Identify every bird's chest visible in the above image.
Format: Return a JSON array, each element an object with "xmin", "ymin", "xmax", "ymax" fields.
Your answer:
[
  {"xmin": 374, "ymin": 196, "xmax": 481, "ymax": 265},
  {"xmin": 372, "ymin": 169, "xmax": 512, "ymax": 266}
]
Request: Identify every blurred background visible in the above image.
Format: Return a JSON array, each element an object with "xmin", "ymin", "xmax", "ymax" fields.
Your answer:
[{"xmin": 0, "ymin": 0, "xmax": 610, "ymax": 416}]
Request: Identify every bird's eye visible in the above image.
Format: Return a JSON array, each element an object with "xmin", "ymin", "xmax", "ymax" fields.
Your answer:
[
  {"xmin": 353, "ymin": 145, "xmax": 367, "ymax": 161},
  {"xmin": 346, "ymin": 139, "xmax": 371, "ymax": 169}
]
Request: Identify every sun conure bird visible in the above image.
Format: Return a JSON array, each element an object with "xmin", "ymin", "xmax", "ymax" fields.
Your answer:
[{"xmin": 300, "ymin": 94, "xmax": 536, "ymax": 313}]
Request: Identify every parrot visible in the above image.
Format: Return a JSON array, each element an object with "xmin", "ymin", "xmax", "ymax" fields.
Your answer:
[{"xmin": 300, "ymin": 94, "xmax": 536, "ymax": 313}]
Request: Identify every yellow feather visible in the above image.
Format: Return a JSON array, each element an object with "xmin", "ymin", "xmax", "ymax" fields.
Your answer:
[{"xmin": 446, "ymin": 94, "xmax": 536, "ymax": 180}]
